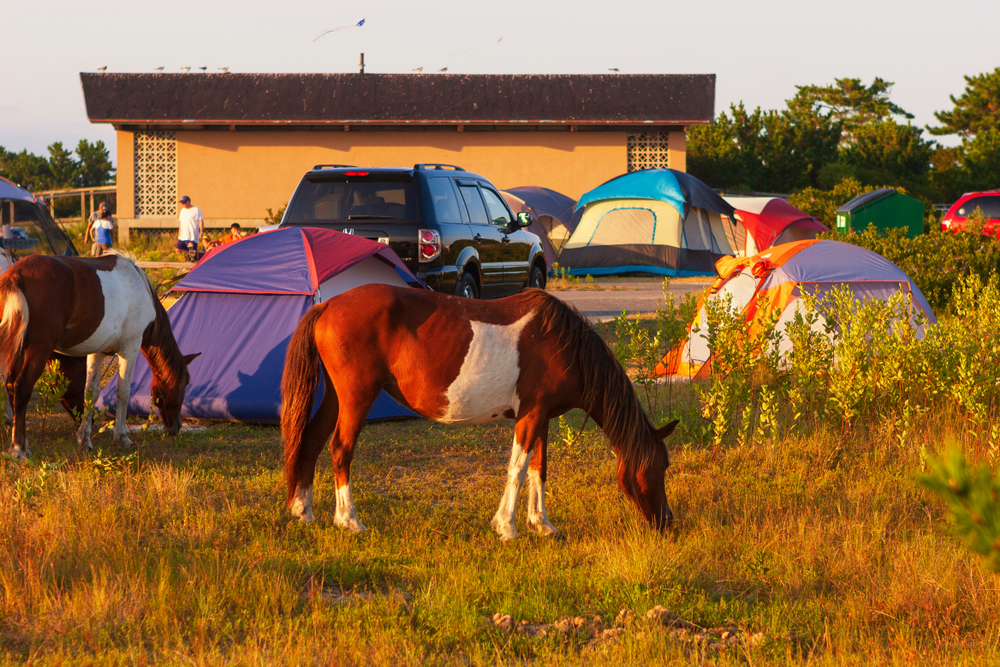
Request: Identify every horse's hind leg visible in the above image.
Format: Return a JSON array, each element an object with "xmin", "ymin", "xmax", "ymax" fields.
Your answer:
[
  {"xmin": 328, "ymin": 386, "xmax": 376, "ymax": 533},
  {"xmin": 76, "ymin": 352, "xmax": 107, "ymax": 450},
  {"xmin": 8, "ymin": 347, "xmax": 52, "ymax": 459},
  {"xmin": 289, "ymin": 376, "xmax": 339, "ymax": 523}
]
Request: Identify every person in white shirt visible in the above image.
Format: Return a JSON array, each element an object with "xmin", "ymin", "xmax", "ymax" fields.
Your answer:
[{"xmin": 176, "ymin": 195, "xmax": 204, "ymax": 259}]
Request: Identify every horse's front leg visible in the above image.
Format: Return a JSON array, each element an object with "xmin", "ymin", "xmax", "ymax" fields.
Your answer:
[
  {"xmin": 525, "ymin": 417, "xmax": 558, "ymax": 537},
  {"xmin": 112, "ymin": 346, "xmax": 140, "ymax": 448},
  {"xmin": 76, "ymin": 352, "xmax": 107, "ymax": 450},
  {"xmin": 491, "ymin": 413, "xmax": 546, "ymax": 541}
]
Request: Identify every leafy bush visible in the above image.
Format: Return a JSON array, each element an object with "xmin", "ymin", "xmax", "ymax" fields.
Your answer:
[{"xmin": 613, "ymin": 273, "xmax": 1000, "ymax": 453}]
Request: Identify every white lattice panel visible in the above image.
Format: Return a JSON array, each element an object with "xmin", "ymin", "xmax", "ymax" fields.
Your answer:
[
  {"xmin": 627, "ymin": 132, "xmax": 670, "ymax": 172},
  {"xmin": 134, "ymin": 131, "xmax": 177, "ymax": 216}
]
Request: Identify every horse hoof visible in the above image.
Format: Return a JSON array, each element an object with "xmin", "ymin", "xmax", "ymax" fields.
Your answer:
[
  {"xmin": 337, "ymin": 518, "xmax": 366, "ymax": 533},
  {"xmin": 114, "ymin": 436, "xmax": 134, "ymax": 449},
  {"xmin": 7, "ymin": 447, "xmax": 29, "ymax": 461},
  {"xmin": 290, "ymin": 505, "xmax": 314, "ymax": 523},
  {"xmin": 528, "ymin": 520, "xmax": 559, "ymax": 538},
  {"xmin": 491, "ymin": 521, "xmax": 518, "ymax": 541},
  {"xmin": 490, "ymin": 515, "xmax": 519, "ymax": 541}
]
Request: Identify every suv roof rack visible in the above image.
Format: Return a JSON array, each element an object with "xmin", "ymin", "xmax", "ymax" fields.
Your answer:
[
  {"xmin": 414, "ymin": 163, "xmax": 465, "ymax": 171},
  {"xmin": 312, "ymin": 164, "xmax": 358, "ymax": 170}
]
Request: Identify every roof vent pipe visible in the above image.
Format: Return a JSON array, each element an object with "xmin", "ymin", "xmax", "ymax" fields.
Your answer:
[{"xmin": 359, "ymin": 53, "xmax": 365, "ymax": 74}]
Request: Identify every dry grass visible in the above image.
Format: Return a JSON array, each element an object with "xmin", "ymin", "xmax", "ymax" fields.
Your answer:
[{"xmin": 0, "ymin": 384, "xmax": 998, "ymax": 664}]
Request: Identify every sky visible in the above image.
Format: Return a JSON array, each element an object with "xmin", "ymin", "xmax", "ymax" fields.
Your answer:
[{"xmin": 3, "ymin": 0, "xmax": 997, "ymax": 163}]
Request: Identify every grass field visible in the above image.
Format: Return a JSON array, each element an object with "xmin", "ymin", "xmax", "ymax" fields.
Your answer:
[{"xmin": 1, "ymin": 372, "xmax": 997, "ymax": 665}]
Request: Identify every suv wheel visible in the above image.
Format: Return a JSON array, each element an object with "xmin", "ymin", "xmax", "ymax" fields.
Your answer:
[
  {"xmin": 528, "ymin": 264, "xmax": 546, "ymax": 290},
  {"xmin": 457, "ymin": 272, "xmax": 479, "ymax": 299}
]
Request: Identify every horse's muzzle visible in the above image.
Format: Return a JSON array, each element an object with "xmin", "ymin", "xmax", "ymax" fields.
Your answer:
[{"xmin": 652, "ymin": 503, "xmax": 674, "ymax": 532}]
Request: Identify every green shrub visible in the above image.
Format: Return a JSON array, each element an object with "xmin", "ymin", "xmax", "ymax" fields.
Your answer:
[{"xmin": 610, "ymin": 273, "xmax": 1000, "ymax": 451}]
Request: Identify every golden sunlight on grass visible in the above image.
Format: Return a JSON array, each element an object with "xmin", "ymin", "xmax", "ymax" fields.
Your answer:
[{"xmin": 0, "ymin": 396, "xmax": 998, "ymax": 664}]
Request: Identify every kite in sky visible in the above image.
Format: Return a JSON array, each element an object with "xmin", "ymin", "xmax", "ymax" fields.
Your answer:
[{"xmin": 313, "ymin": 19, "xmax": 365, "ymax": 42}]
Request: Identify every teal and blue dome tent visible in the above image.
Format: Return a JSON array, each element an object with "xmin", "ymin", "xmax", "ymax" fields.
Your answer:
[{"xmin": 559, "ymin": 169, "xmax": 743, "ymax": 276}]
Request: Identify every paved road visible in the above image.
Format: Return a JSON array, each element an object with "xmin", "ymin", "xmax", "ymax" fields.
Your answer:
[{"xmin": 551, "ymin": 278, "xmax": 713, "ymax": 322}]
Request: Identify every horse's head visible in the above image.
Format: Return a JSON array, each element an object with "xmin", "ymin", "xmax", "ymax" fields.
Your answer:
[
  {"xmin": 151, "ymin": 352, "xmax": 200, "ymax": 435},
  {"xmin": 617, "ymin": 419, "xmax": 679, "ymax": 531}
]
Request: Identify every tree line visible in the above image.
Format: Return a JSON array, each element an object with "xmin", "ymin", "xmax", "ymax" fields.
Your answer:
[
  {"xmin": 0, "ymin": 140, "xmax": 115, "ymax": 192},
  {"xmin": 687, "ymin": 68, "xmax": 1000, "ymax": 205}
]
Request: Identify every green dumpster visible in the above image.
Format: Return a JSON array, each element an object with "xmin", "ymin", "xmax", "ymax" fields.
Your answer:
[{"xmin": 834, "ymin": 188, "xmax": 923, "ymax": 238}]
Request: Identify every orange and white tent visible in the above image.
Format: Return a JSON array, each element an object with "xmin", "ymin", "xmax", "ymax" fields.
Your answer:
[{"xmin": 657, "ymin": 239, "xmax": 936, "ymax": 378}]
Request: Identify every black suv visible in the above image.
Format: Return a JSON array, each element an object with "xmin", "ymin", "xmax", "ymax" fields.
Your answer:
[{"xmin": 278, "ymin": 164, "xmax": 547, "ymax": 298}]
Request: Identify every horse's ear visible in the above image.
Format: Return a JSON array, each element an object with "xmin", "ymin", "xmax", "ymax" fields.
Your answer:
[
  {"xmin": 182, "ymin": 353, "xmax": 202, "ymax": 365},
  {"xmin": 654, "ymin": 419, "xmax": 680, "ymax": 441}
]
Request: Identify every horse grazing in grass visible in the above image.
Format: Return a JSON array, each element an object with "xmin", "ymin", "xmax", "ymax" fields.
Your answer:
[
  {"xmin": 281, "ymin": 284, "xmax": 679, "ymax": 540},
  {"xmin": 0, "ymin": 249, "xmax": 92, "ymax": 424},
  {"xmin": 0, "ymin": 252, "xmax": 199, "ymax": 458}
]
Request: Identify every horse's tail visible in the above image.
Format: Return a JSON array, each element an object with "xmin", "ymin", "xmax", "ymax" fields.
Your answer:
[
  {"xmin": 282, "ymin": 303, "xmax": 328, "ymax": 507},
  {"xmin": 0, "ymin": 275, "xmax": 28, "ymax": 378}
]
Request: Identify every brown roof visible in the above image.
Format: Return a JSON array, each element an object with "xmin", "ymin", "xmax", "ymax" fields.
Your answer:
[{"xmin": 80, "ymin": 73, "xmax": 715, "ymax": 126}]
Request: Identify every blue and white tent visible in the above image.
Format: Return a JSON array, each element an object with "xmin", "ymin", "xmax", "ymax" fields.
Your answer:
[{"xmin": 559, "ymin": 169, "xmax": 743, "ymax": 276}]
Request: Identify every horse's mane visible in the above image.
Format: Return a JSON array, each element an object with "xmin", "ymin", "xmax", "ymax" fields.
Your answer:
[
  {"xmin": 517, "ymin": 289, "xmax": 659, "ymax": 488},
  {"xmin": 111, "ymin": 251, "xmax": 187, "ymax": 384}
]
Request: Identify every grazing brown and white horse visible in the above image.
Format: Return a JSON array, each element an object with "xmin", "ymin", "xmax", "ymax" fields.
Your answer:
[
  {"xmin": 281, "ymin": 284, "xmax": 679, "ymax": 540},
  {"xmin": 0, "ymin": 252, "xmax": 198, "ymax": 458},
  {"xmin": 0, "ymin": 249, "xmax": 90, "ymax": 423}
]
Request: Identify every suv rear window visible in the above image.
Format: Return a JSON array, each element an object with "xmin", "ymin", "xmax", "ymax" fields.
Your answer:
[{"xmin": 286, "ymin": 175, "xmax": 421, "ymax": 223}]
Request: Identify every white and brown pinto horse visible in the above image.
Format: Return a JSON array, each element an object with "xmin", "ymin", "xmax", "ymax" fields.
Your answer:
[
  {"xmin": 282, "ymin": 284, "xmax": 679, "ymax": 540},
  {"xmin": 0, "ymin": 252, "xmax": 198, "ymax": 458},
  {"xmin": 0, "ymin": 249, "xmax": 89, "ymax": 422}
]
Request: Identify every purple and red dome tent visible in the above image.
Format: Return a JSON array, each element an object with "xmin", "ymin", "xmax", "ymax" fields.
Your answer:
[{"xmin": 99, "ymin": 227, "xmax": 423, "ymax": 422}]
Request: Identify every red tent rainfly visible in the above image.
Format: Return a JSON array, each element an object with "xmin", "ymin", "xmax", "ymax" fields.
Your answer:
[{"xmin": 723, "ymin": 197, "xmax": 828, "ymax": 255}]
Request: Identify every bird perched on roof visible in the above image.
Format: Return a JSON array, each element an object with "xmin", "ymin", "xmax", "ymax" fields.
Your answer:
[
  {"xmin": 412, "ymin": 67, "xmax": 423, "ymax": 72},
  {"xmin": 609, "ymin": 68, "xmax": 620, "ymax": 73},
  {"xmin": 181, "ymin": 67, "xmax": 191, "ymax": 72},
  {"xmin": 154, "ymin": 66, "xmax": 164, "ymax": 72},
  {"xmin": 218, "ymin": 67, "xmax": 229, "ymax": 73},
  {"xmin": 198, "ymin": 67, "xmax": 207, "ymax": 72},
  {"xmin": 438, "ymin": 67, "xmax": 448, "ymax": 72},
  {"xmin": 97, "ymin": 66, "xmax": 107, "ymax": 72}
]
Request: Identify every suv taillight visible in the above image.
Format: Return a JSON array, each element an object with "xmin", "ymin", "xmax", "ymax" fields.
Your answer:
[{"xmin": 418, "ymin": 229, "xmax": 441, "ymax": 262}]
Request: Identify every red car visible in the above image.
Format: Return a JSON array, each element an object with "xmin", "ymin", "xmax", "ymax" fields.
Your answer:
[{"xmin": 941, "ymin": 191, "xmax": 1000, "ymax": 237}]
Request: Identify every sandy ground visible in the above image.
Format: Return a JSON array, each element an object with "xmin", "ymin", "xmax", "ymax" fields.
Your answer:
[{"xmin": 550, "ymin": 276, "xmax": 713, "ymax": 322}]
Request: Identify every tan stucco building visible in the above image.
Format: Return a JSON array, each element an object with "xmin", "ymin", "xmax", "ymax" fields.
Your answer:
[{"xmin": 80, "ymin": 73, "xmax": 715, "ymax": 240}]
